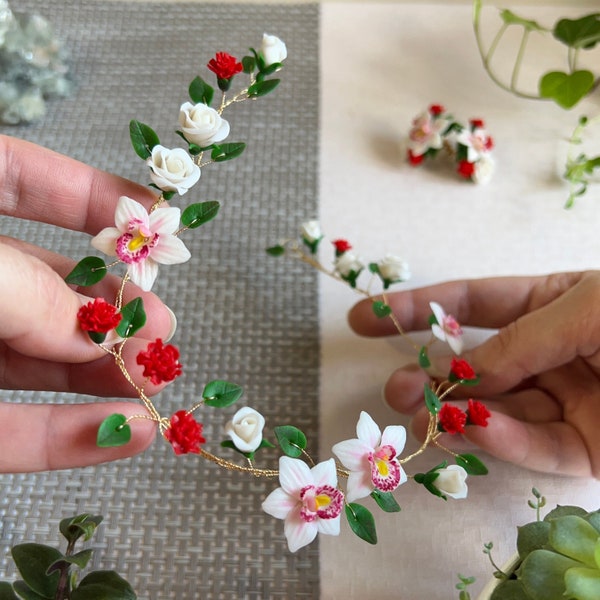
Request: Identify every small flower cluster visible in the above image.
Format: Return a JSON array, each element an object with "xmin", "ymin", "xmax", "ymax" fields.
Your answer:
[{"xmin": 407, "ymin": 104, "xmax": 495, "ymax": 184}]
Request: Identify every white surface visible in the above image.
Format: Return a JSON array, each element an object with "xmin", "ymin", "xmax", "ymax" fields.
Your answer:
[{"xmin": 319, "ymin": 3, "xmax": 600, "ymax": 599}]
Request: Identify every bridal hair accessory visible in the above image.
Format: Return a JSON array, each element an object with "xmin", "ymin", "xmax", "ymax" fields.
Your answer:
[
  {"xmin": 66, "ymin": 39, "xmax": 491, "ymax": 554},
  {"xmin": 407, "ymin": 104, "xmax": 495, "ymax": 184}
]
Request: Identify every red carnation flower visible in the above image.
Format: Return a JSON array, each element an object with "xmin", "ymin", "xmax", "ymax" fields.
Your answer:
[
  {"xmin": 450, "ymin": 357, "xmax": 477, "ymax": 381},
  {"xmin": 429, "ymin": 104, "xmax": 445, "ymax": 116},
  {"xmin": 407, "ymin": 149, "xmax": 425, "ymax": 166},
  {"xmin": 466, "ymin": 399, "xmax": 491, "ymax": 427},
  {"xmin": 470, "ymin": 118, "xmax": 485, "ymax": 129},
  {"xmin": 136, "ymin": 338, "xmax": 183, "ymax": 385},
  {"xmin": 207, "ymin": 52, "xmax": 243, "ymax": 80},
  {"xmin": 438, "ymin": 404, "xmax": 466, "ymax": 435},
  {"xmin": 164, "ymin": 410, "xmax": 205, "ymax": 455},
  {"xmin": 77, "ymin": 298, "xmax": 122, "ymax": 340},
  {"xmin": 332, "ymin": 239, "xmax": 352, "ymax": 254},
  {"xmin": 457, "ymin": 160, "xmax": 475, "ymax": 180}
]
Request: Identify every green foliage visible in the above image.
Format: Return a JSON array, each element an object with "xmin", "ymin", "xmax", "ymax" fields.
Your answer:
[
  {"xmin": 266, "ymin": 245, "xmax": 285, "ymax": 257},
  {"xmin": 210, "ymin": 142, "xmax": 246, "ymax": 162},
  {"xmin": 220, "ymin": 438, "xmax": 275, "ymax": 461},
  {"xmin": 115, "ymin": 297, "xmax": 146, "ymax": 338},
  {"xmin": 70, "ymin": 571, "xmax": 136, "ymax": 600},
  {"xmin": 539, "ymin": 70, "xmax": 595, "ymax": 110},
  {"xmin": 64, "ymin": 256, "xmax": 107, "ymax": 287},
  {"xmin": 96, "ymin": 414, "xmax": 131, "ymax": 447},
  {"xmin": 10, "ymin": 544, "xmax": 62, "ymax": 598},
  {"xmin": 499, "ymin": 9, "xmax": 545, "ymax": 32},
  {"xmin": 370, "ymin": 489, "xmax": 401, "ymax": 513},
  {"xmin": 248, "ymin": 79, "xmax": 280, "ymax": 98},
  {"xmin": 423, "ymin": 385, "xmax": 441, "ymax": 415},
  {"xmin": 456, "ymin": 453, "xmax": 488, "ymax": 475},
  {"xmin": 371, "ymin": 300, "xmax": 392, "ymax": 318},
  {"xmin": 274, "ymin": 425, "xmax": 307, "ymax": 458},
  {"xmin": 202, "ymin": 380, "xmax": 244, "ymax": 408},
  {"xmin": 455, "ymin": 573, "xmax": 476, "ymax": 600},
  {"xmin": 181, "ymin": 201, "xmax": 220, "ymax": 229},
  {"xmin": 188, "ymin": 76, "xmax": 214, "ymax": 106},
  {"xmin": 418, "ymin": 346, "xmax": 431, "ymax": 368},
  {"xmin": 553, "ymin": 15, "xmax": 600, "ymax": 49},
  {"xmin": 345, "ymin": 503, "xmax": 377, "ymax": 545},
  {"xmin": 129, "ymin": 120, "xmax": 159, "ymax": 160},
  {"xmin": 59, "ymin": 515, "xmax": 103, "ymax": 546}
]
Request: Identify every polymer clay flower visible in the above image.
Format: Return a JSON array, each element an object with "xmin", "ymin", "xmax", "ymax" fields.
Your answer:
[
  {"xmin": 224, "ymin": 406, "xmax": 265, "ymax": 453},
  {"xmin": 207, "ymin": 52, "xmax": 243, "ymax": 82},
  {"xmin": 431, "ymin": 465, "xmax": 468, "ymax": 499},
  {"xmin": 146, "ymin": 145, "xmax": 200, "ymax": 195},
  {"xmin": 429, "ymin": 301, "xmax": 464, "ymax": 355},
  {"xmin": 407, "ymin": 105, "xmax": 450, "ymax": 160},
  {"xmin": 332, "ymin": 411, "xmax": 407, "ymax": 502},
  {"xmin": 178, "ymin": 102, "xmax": 230, "ymax": 147},
  {"xmin": 77, "ymin": 297, "xmax": 122, "ymax": 341},
  {"xmin": 262, "ymin": 457, "xmax": 344, "ymax": 552},
  {"xmin": 466, "ymin": 399, "xmax": 491, "ymax": 427},
  {"xmin": 334, "ymin": 250, "xmax": 364, "ymax": 287},
  {"xmin": 438, "ymin": 404, "xmax": 467, "ymax": 435},
  {"xmin": 136, "ymin": 338, "xmax": 183, "ymax": 385},
  {"xmin": 164, "ymin": 410, "xmax": 205, "ymax": 455},
  {"xmin": 260, "ymin": 33, "xmax": 287, "ymax": 67},
  {"xmin": 454, "ymin": 119, "xmax": 494, "ymax": 163},
  {"xmin": 91, "ymin": 195, "xmax": 191, "ymax": 292},
  {"xmin": 472, "ymin": 154, "xmax": 495, "ymax": 185},
  {"xmin": 300, "ymin": 220, "xmax": 322, "ymax": 244},
  {"xmin": 374, "ymin": 254, "xmax": 411, "ymax": 288}
]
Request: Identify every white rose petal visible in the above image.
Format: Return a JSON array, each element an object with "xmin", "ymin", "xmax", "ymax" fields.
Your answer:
[
  {"xmin": 261, "ymin": 33, "xmax": 287, "ymax": 67},
  {"xmin": 334, "ymin": 251, "xmax": 364, "ymax": 277},
  {"xmin": 432, "ymin": 465, "xmax": 468, "ymax": 499},
  {"xmin": 146, "ymin": 145, "xmax": 200, "ymax": 195},
  {"xmin": 178, "ymin": 102, "xmax": 230, "ymax": 147},
  {"xmin": 300, "ymin": 220, "xmax": 321, "ymax": 243},
  {"xmin": 225, "ymin": 406, "xmax": 265, "ymax": 453},
  {"xmin": 377, "ymin": 254, "xmax": 411, "ymax": 283}
]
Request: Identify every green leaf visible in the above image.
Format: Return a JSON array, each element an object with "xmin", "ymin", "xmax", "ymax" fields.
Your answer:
[
  {"xmin": 564, "ymin": 567, "xmax": 600, "ymax": 600},
  {"xmin": 47, "ymin": 549, "xmax": 93, "ymax": 574},
  {"xmin": 544, "ymin": 505, "xmax": 589, "ymax": 521},
  {"xmin": 210, "ymin": 142, "xmax": 246, "ymax": 162},
  {"xmin": 181, "ymin": 201, "xmax": 220, "ymax": 229},
  {"xmin": 517, "ymin": 521, "xmax": 551, "ymax": 559},
  {"xmin": 115, "ymin": 297, "xmax": 146, "ymax": 338},
  {"xmin": 11, "ymin": 582, "xmax": 47, "ymax": 600},
  {"xmin": 274, "ymin": 425, "xmax": 307, "ymax": 458},
  {"xmin": 188, "ymin": 76, "xmax": 214, "ymax": 106},
  {"xmin": 248, "ymin": 78, "xmax": 280, "ymax": 97},
  {"xmin": 553, "ymin": 14, "xmax": 600, "ymax": 49},
  {"xmin": 0, "ymin": 582, "xmax": 20, "ymax": 600},
  {"xmin": 489, "ymin": 579, "xmax": 530, "ymax": 600},
  {"xmin": 65, "ymin": 256, "xmax": 107, "ymax": 286},
  {"xmin": 266, "ymin": 245, "xmax": 285, "ymax": 257},
  {"xmin": 129, "ymin": 120, "xmax": 160, "ymax": 160},
  {"xmin": 539, "ymin": 70, "xmax": 594, "ymax": 109},
  {"xmin": 202, "ymin": 380, "xmax": 244, "ymax": 408},
  {"xmin": 59, "ymin": 514, "xmax": 103, "ymax": 545},
  {"xmin": 424, "ymin": 385, "xmax": 441, "ymax": 415},
  {"xmin": 97, "ymin": 414, "xmax": 131, "ymax": 447},
  {"xmin": 550, "ymin": 515, "xmax": 600, "ymax": 567},
  {"xmin": 345, "ymin": 503, "xmax": 377, "ymax": 545},
  {"xmin": 241, "ymin": 56, "xmax": 256, "ymax": 74},
  {"xmin": 520, "ymin": 549, "xmax": 579, "ymax": 600},
  {"xmin": 456, "ymin": 453, "xmax": 488, "ymax": 475},
  {"xmin": 71, "ymin": 571, "xmax": 136, "ymax": 600},
  {"xmin": 500, "ymin": 9, "xmax": 545, "ymax": 32},
  {"xmin": 371, "ymin": 301, "xmax": 392, "ymax": 319},
  {"xmin": 418, "ymin": 346, "xmax": 431, "ymax": 368},
  {"xmin": 11, "ymin": 544, "xmax": 62, "ymax": 599},
  {"xmin": 370, "ymin": 490, "xmax": 401, "ymax": 513}
]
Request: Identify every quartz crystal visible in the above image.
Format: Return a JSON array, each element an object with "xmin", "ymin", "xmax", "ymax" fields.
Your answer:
[{"xmin": 0, "ymin": 0, "xmax": 72, "ymax": 124}]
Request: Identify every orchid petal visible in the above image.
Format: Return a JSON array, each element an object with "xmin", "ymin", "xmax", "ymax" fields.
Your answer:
[
  {"xmin": 90, "ymin": 227, "xmax": 119, "ymax": 257},
  {"xmin": 317, "ymin": 515, "xmax": 341, "ymax": 537},
  {"xmin": 447, "ymin": 335, "xmax": 464, "ymax": 355},
  {"xmin": 279, "ymin": 456, "xmax": 312, "ymax": 496},
  {"xmin": 129, "ymin": 259, "xmax": 159, "ymax": 292},
  {"xmin": 345, "ymin": 470, "xmax": 372, "ymax": 502},
  {"xmin": 429, "ymin": 302, "xmax": 445, "ymax": 327},
  {"xmin": 115, "ymin": 196, "xmax": 149, "ymax": 232},
  {"xmin": 380, "ymin": 425, "xmax": 407, "ymax": 456},
  {"xmin": 331, "ymin": 438, "xmax": 371, "ymax": 471},
  {"xmin": 310, "ymin": 458, "xmax": 337, "ymax": 488},
  {"xmin": 356, "ymin": 411, "xmax": 382, "ymax": 447},
  {"xmin": 284, "ymin": 512, "xmax": 318, "ymax": 553},
  {"xmin": 149, "ymin": 206, "xmax": 181, "ymax": 235},
  {"xmin": 150, "ymin": 236, "xmax": 191, "ymax": 265},
  {"xmin": 261, "ymin": 487, "xmax": 297, "ymax": 520}
]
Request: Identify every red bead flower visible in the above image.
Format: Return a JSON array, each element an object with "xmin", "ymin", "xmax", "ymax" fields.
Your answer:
[
  {"xmin": 136, "ymin": 338, "xmax": 183, "ymax": 385},
  {"xmin": 470, "ymin": 118, "xmax": 485, "ymax": 129},
  {"xmin": 457, "ymin": 160, "xmax": 475, "ymax": 179},
  {"xmin": 450, "ymin": 357, "xmax": 477, "ymax": 381},
  {"xmin": 332, "ymin": 239, "xmax": 352, "ymax": 254},
  {"xmin": 438, "ymin": 404, "xmax": 466, "ymax": 435},
  {"xmin": 407, "ymin": 149, "xmax": 425, "ymax": 166},
  {"xmin": 466, "ymin": 399, "xmax": 491, "ymax": 427},
  {"xmin": 164, "ymin": 410, "xmax": 205, "ymax": 455},
  {"xmin": 207, "ymin": 52, "xmax": 243, "ymax": 80},
  {"xmin": 429, "ymin": 104, "xmax": 445, "ymax": 116},
  {"xmin": 77, "ymin": 298, "xmax": 122, "ymax": 340}
]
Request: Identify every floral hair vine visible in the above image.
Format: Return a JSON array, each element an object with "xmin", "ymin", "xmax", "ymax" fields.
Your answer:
[
  {"xmin": 407, "ymin": 103, "xmax": 495, "ymax": 184},
  {"xmin": 66, "ymin": 37, "xmax": 491, "ymax": 555}
]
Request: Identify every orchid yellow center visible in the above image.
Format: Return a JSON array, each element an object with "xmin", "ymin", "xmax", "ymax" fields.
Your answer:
[
  {"xmin": 128, "ymin": 226, "xmax": 152, "ymax": 251},
  {"xmin": 375, "ymin": 457, "xmax": 389, "ymax": 477},
  {"xmin": 314, "ymin": 494, "xmax": 332, "ymax": 510}
]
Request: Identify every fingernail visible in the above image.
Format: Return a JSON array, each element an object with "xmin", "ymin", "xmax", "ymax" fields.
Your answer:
[{"xmin": 164, "ymin": 305, "xmax": 178, "ymax": 342}]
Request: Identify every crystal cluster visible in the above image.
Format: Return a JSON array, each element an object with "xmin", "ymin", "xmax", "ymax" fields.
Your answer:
[{"xmin": 0, "ymin": 0, "xmax": 72, "ymax": 125}]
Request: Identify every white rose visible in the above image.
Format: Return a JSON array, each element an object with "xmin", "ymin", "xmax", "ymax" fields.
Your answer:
[
  {"xmin": 472, "ymin": 155, "xmax": 495, "ymax": 185},
  {"xmin": 178, "ymin": 102, "xmax": 230, "ymax": 147},
  {"xmin": 377, "ymin": 254, "xmax": 411, "ymax": 283},
  {"xmin": 335, "ymin": 251, "xmax": 364, "ymax": 277},
  {"xmin": 225, "ymin": 407, "xmax": 265, "ymax": 453},
  {"xmin": 146, "ymin": 145, "xmax": 201, "ymax": 195},
  {"xmin": 432, "ymin": 465, "xmax": 468, "ymax": 499},
  {"xmin": 300, "ymin": 220, "xmax": 322, "ymax": 243},
  {"xmin": 260, "ymin": 33, "xmax": 287, "ymax": 67}
]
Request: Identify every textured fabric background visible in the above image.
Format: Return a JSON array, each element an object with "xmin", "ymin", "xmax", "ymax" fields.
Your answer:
[{"xmin": 0, "ymin": 2, "xmax": 320, "ymax": 598}]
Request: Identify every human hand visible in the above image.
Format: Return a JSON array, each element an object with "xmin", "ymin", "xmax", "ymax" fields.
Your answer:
[
  {"xmin": 0, "ymin": 134, "xmax": 176, "ymax": 472},
  {"xmin": 348, "ymin": 271, "xmax": 600, "ymax": 478}
]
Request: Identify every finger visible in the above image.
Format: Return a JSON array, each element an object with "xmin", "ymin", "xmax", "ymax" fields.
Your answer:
[
  {"xmin": 348, "ymin": 272, "xmax": 585, "ymax": 337},
  {"xmin": 0, "ymin": 135, "xmax": 158, "ymax": 234},
  {"xmin": 0, "ymin": 401, "xmax": 157, "ymax": 473}
]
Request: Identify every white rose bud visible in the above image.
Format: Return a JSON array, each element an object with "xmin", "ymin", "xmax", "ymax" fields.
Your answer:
[
  {"xmin": 225, "ymin": 407, "xmax": 265, "ymax": 453},
  {"xmin": 260, "ymin": 33, "xmax": 287, "ymax": 67},
  {"xmin": 335, "ymin": 251, "xmax": 364, "ymax": 278},
  {"xmin": 300, "ymin": 220, "xmax": 322, "ymax": 243},
  {"xmin": 178, "ymin": 102, "xmax": 230, "ymax": 147},
  {"xmin": 146, "ymin": 145, "xmax": 201, "ymax": 195},
  {"xmin": 432, "ymin": 465, "xmax": 468, "ymax": 499},
  {"xmin": 377, "ymin": 254, "xmax": 411, "ymax": 283}
]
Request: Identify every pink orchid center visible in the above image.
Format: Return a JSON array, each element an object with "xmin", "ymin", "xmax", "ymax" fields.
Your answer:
[
  {"xmin": 410, "ymin": 117, "xmax": 432, "ymax": 142},
  {"xmin": 299, "ymin": 484, "xmax": 343, "ymax": 522},
  {"xmin": 442, "ymin": 314, "xmax": 462, "ymax": 338},
  {"xmin": 116, "ymin": 219, "xmax": 158, "ymax": 264},
  {"xmin": 368, "ymin": 445, "xmax": 401, "ymax": 492}
]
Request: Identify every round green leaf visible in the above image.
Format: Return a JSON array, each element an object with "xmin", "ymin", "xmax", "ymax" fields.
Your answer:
[
  {"xmin": 65, "ymin": 256, "xmax": 107, "ymax": 286},
  {"xmin": 345, "ymin": 503, "xmax": 377, "ymax": 545},
  {"xmin": 10, "ymin": 544, "xmax": 62, "ymax": 598},
  {"xmin": 266, "ymin": 245, "xmax": 285, "ymax": 257},
  {"xmin": 115, "ymin": 297, "xmax": 146, "ymax": 338},
  {"xmin": 129, "ymin": 120, "xmax": 159, "ymax": 160},
  {"xmin": 539, "ymin": 70, "xmax": 594, "ymax": 109},
  {"xmin": 371, "ymin": 301, "xmax": 392, "ymax": 319},
  {"xmin": 188, "ymin": 76, "xmax": 214, "ymax": 106},
  {"xmin": 202, "ymin": 380, "xmax": 244, "ymax": 408},
  {"xmin": 97, "ymin": 414, "xmax": 131, "ymax": 447},
  {"xmin": 553, "ymin": 14, "xmax": 600, "ymax": 49},
  {"xmin": 71, "ymin": 571, "xmax": 136, "ymax": 600},
  {"xmin": 181, "ymin": 201, "xmax": 220, "ymax": 229},
  {"xmin": 274, "ymin": 425, "xmax": 307, "ymax": 458}
]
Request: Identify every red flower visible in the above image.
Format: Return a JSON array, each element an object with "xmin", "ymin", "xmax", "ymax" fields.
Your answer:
[
  {"xmin": 332, "ymin": 239, "xmax": 352, "ymax": 254},
  {"xmin": 466, "ymin": 399, "xmax": 491, "ymax": 427},
  {"xmin": 438, "ymin": 404, "xmax": 466, "ymax": 435},
  {"xmin": 136, "ymin": 338, "xmax": 183, "ymax": 385},
  {"xmin": 470, "ymin": 118, "xmax": 485, "ymax": 129},
  {"xmin": 450, "ymin": 357, "xmax": 477, "ymax": 381},
  {"xmin": 429, "ymin": 104, "xmax": 445, "ymax": 116},
  {"xmin": 164, "ymin": 410, "xmax": 205, "ymax": 455},
  {"xmin": 457, "ymin": 160, "xmax": 475, "ymax": 179},
  {"xmin": 207, "ymin": 52, "xmax": 243, "ymax": 80},
  {"xmin": 484, "ymin": 136, "xmax": 494, "ymax": 151},
  {"xmin": 407, "ymin": 149, "xmax": 425, "ymax": 166},
  {"xmin": 77, "ymin": 297, "xmax": 121, "ymax": 333}
]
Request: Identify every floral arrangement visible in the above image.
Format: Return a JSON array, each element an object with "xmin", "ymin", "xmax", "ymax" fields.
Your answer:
[
  {"xmin": 406, "ymin": 104, "xmax": 495, "ymax": 185},
  {"xmin": 59, "ymin": 35, "xmax": 493, "ymax": 560}
]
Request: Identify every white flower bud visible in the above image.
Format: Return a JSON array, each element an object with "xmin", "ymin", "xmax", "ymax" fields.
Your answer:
[
  {"xmin": 260, "ymin": 34, "xmax": 287, "ymax": 67},
  {"xmin": 225, "ymin": 407, "xmax": 265, "ymax": 453}
]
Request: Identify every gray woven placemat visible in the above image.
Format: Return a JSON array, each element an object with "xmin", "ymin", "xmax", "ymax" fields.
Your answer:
[{"xmin": 0, "ymin": 2, "xmax": 320, "ymax": 598}]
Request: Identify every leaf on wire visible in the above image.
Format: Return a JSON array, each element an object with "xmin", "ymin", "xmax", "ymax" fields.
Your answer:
[
  {"xmin": 202, "ymin": 380, "xmax": 244, "ymax": 408},
  {"xmin": 188, "ymin": 76, "xmax": 214, "ymax": 106},
  {"xmin": 345, "ymin": 503, "xmax": 377, "ymax": 545},
  {"xmin": 248, "ymin": 78, "xmax": 280, "ymax": 97},
  {"xmin": 64, "ymin": 256, "xmax": 107, "ymax": 287},
  {"xmin": 371, "ymin": 301, "xmax": 392, "ymax": 319},
  {"xmin": 181, "ymin": 201, "xmax": 220, "ymax": 229},
  {"xmin": 274, "ymin": 425, "xmax": 307, "ymax": 458},
  {"xmin": 210, "ymin": 142, "xmax": 246, "ymax": 162},
  {"xmin": 97, "ymin": 414, "xmax": 132, "ymax": 448},
  {"xmin": 115, "ymin": 297, "xmax": 146, "ymax": 338},
  {"xmin": 370, "ymin": 489, "xmax": 401, "ymax": 513},
  {"xmin": 456, "ymin": 453, "xmax": 489, "ymax": 475},
  {"xmin": 129, "ymin": 120, "xmax": 159, "ymax": 160},
  {"xmin": 424, "ymin": 385, "xmax": 441, "ymax": 415}
]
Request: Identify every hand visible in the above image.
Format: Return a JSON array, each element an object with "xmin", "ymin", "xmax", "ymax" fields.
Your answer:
[
  {"xmin": 348, "ymin": 271, "xmax": 600, "ymax": 478},
  {"xmin": 0, "ymin": 135, "xmax": 175, "ymax": 472}
]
